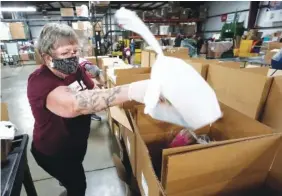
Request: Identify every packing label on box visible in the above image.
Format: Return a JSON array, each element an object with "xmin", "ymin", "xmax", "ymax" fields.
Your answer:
[
  {"xmin": 141, "ymin": 172, "xmax": 149, "ymax": 196},
  {"xmin": 126, "ymin": 137, "xmax": 130, "ymax": 156}
]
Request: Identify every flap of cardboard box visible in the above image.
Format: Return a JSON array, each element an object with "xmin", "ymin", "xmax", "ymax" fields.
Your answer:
[
  {"xmin": 1, "ymin": 103, "xmax": 9, "ymax": 121},
  {"xmin": 261, "ymin": 76, "xmax": 282, "ymax": 133},
  {"xmin": 188, "ymin": 58, "xmax": 219, "ymax": 65},
  {"xmin": 110, "ymin": 106, "xmax": 133, "ymax": 132},
  {"xmin": 114, "ymin": 67, "xmax": 151, "ymax": 76},
  {"xmin": 207, "ymin": 65, "xmax": 273, "ymax": 119},
  {"xmin": 266, "ymin": 139, "xmax": 282, "ymax": 192},
  {"xmin": 241, "ymin": 66, "xmax": 269, "ymax": 76},
  {"xmin": 115, "ymin": 74, "xmax": 150, "ymax": 86},
  {"xmin": 184, "ymin": 61, "xmax": 209, "ymax": 79},
  {"xmin": 216, "ymin": 61, "xmax": 241, "ymax": 69},
  {"xmin": 164, "ymin": 134, "xmax": 281, "ymax": 195}
]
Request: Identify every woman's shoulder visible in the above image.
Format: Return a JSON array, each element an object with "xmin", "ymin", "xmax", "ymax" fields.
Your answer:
[{"xmin": 27, "ymin": 65, "xmax": 60, "ymax": 97}]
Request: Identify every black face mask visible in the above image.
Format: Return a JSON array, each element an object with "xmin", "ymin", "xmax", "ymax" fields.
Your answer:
[{"xmin": 51, "ymin": 56, "xmax": 79, "ymax": 75}]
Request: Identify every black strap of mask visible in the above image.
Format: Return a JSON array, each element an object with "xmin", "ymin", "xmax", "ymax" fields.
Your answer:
[{"xmin": 76, "ymin": 67, "xmax": 85, "ymax": 91}]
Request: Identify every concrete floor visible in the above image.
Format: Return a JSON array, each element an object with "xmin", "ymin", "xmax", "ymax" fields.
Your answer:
[{"xmin": 1, "ymin": 64, "xmax": 126, "ymax": 196}]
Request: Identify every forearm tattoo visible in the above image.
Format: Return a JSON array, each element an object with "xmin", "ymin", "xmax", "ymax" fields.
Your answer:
[{"xmin": 67, "ymin": 86, "xmax": 123, "ymax": 114}]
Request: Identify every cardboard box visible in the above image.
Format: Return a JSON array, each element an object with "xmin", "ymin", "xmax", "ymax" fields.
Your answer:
[
  {"xmin": 128, "ymin": 104, "xmax": 282, "ymax": 196},
  {"xmin": 150, "ymin": 51, "xmax": 157, "ymax": 67},
  {"xmin": 1, "ymin": 103, "xmax": 9, "ymax": 121},
  {"xmin": 164, "ymin": 48, "xmax": 189, "ymax": 60},
  {"xmin": 9, "ymin": 22, "xmax": 26, "ymax": 39},
  {"xmin": 183, "ymin": 60, "xmax": 209, "ymax": 79},
  {"xmin": 242, "ymin": 66, "xmax": 269, "ymax": 76},
  {"xmin": 60, "ymin": 8, "xmax": 74, "ymax": 17},
  {"xmin": 261, "ymin": 76, "xmax": 282, "ymax": 132},
  {"xmin": 207, "ymin": 65, "xmax": 273, "ymax": 119},
  {"xmin": 141, "ymin": 50, "xmax": 150, "ymax": 67},
  {"xmin": 216, "ymin": 61, "xmax": 241, "ymax": 69},
  {"xmin": 268, "ymin": 42, "xmax": 282, "ymax": 50},
  {"xmin": 264, "ymin": 51, "xmax": 277, "ymax": 64},
  {"xmin": 188, "ymin": 58, "xmax": 219, "ymax": 65},
  {"xmin": 107, "ymin": 67, "xmax": 150, "ymax": 109},
  {"xmin": 121, "ymin": 125, "xmax": 136, "ymax": 176},
  {"xmin": 107, "ymin": 67, "xmax": 151, "ymax": 87},
  {"xmin": 268, "ymin": 69, "xmax": 282, "ymax": 77},
  {"xmin": 20, "ymin": 53, "xmax": 29, "ymax": 61}
]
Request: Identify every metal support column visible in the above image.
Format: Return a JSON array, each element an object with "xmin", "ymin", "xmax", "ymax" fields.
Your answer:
[
  {"xmin": 248, "ymin": 1, "xmax": 260, "ymax": 29},
  {"xmin": 109, "ymin": 5, "xmax": 113, "ymax": 52}
]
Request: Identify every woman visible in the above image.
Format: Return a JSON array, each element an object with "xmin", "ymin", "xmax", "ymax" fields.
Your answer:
[{"xmin": 27, "ymin": 23, "xmax": 148, "ymax": 196}]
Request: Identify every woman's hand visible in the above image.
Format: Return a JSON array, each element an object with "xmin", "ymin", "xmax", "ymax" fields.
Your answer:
[{"xmin": 128, "ymin": 80, "xmax": 149, "ymax": 103}]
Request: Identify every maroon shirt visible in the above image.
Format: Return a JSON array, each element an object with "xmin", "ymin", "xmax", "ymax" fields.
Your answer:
[{"xmin": 27, "ymin": 65, "xmax": 94, "ymax": 155}]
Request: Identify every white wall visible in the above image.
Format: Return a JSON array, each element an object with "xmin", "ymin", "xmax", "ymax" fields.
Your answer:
[
  {"xmin": 203, "ymin": 1, "xmax": 250, "ymax": 38},
  {"xmin": 206, "ymin": 1, "xmax": 250, "ymax": 17},
  {"xmin": 203, "ymin": 1, "xmax": 282, "ymax": 38},
  {"xmin": 26, "ymin": 11, "xmax": 68, "ymax": 40}
]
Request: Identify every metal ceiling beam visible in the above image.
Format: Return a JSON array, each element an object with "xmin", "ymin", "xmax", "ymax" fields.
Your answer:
[
  {"xmin": 152, "ymin": 2, "xmax": 168, "ymax": 9},
  {"xmin": 59, "ymin": 2, "xmax": 65, "ymax": 8},
  {"xmin": 48, "ymin": 3, "xmax": 55, "ymax": 9},
  {"xmin": 133, "ymin": 3, "xmax": 144, "ymax": 9},
  {"xmin": 143, "ymin": 2, "xmax": 155, "ymax": 9}
]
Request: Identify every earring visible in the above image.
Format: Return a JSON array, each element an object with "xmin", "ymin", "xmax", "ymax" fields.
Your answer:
[{"xmin": 50, "ymin": 61, "xmax": 54, "ymax": 68}]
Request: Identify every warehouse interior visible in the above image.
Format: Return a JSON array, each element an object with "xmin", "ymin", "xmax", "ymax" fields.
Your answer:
[{"xmin": 1, "ymin": 1, "xmax": 282, "ymax": 196}]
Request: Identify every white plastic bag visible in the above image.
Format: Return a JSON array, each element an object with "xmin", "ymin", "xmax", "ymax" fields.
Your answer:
[
  {"xmin": 115, "ymin": 8, "xmax": 222, "ymax": 130},
  {"xmin": 0, "ymin": 121, "xmax": 17, "ymax": 140}
]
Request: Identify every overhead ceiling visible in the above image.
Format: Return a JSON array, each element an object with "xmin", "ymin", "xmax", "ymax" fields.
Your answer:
[{"xmin": 1, "ymin": 1, "xmax": 206, "ymax": 13}]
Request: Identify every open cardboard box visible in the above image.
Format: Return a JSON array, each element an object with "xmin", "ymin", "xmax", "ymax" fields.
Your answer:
[
  {"xmin": 183, "ymin": 60, "xmax": 209, "ymax": 79},
  {"xmin": 126, "ymin": 103, "xmax": 282, "ymax": 196},
  {"xmin": 207, "ymin": 65, "xmax": 273, "ymax": 120},
  {"xmin": 107, "ymin": 67, "xmax": 151, "ymax": 109}
]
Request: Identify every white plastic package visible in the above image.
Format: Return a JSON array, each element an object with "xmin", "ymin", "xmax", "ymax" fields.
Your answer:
[{"xmin": 115, "ymin": 8, "xmax": 222, "ymax": 130}]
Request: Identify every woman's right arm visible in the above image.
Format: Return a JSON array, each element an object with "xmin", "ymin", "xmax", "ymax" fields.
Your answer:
[{"xmin": 46, "ymin": 80, "xmax": 148, "ymax": 118}]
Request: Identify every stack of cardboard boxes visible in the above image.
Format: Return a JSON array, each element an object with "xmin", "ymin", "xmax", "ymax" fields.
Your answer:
[
  {"xmin": 141, "ymin": 48, "xmax": 189, "ymax": 67},
  {"xmin": 109, "ymin": 58, "xmax": 282, "ymax": 196}
]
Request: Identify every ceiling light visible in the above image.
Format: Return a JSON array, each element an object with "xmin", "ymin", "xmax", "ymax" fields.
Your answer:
[{"xmin": 1, "ymin": 7, "xmax": 36, "ymax": 12}]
